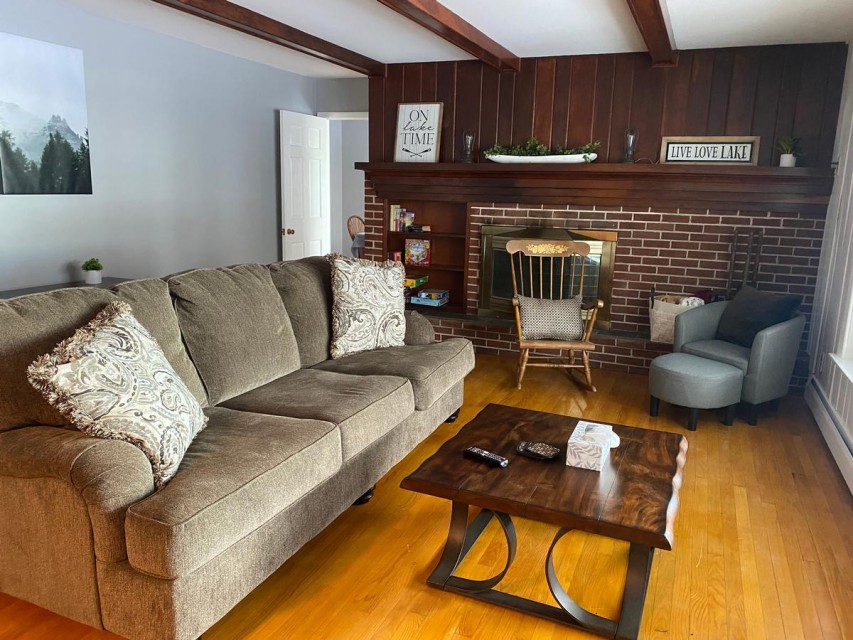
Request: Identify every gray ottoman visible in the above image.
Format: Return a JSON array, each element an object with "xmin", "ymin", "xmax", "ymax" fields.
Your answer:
[{"xmin": 649, "ymin": 353, "xmax": 743, "ymax": 431}]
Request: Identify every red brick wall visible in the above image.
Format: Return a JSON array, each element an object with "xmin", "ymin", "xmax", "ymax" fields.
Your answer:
[{"xmin": 364, "ymin": 185, "xmax": 821, "ymax": 388}]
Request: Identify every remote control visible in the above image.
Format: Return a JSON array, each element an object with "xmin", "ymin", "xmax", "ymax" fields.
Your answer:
[
  {"xmin": 516, "ymin": 441, "xmax": 561, "ymax": 460},
  {"xmin": 464, "ymin": 446, "xmax": 509, "ymax": 468}
]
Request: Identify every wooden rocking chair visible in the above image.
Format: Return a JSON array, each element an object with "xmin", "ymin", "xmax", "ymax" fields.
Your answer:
[{"xmin": 506, "ymin": 239, "xmax": 604, "ymax": 392}]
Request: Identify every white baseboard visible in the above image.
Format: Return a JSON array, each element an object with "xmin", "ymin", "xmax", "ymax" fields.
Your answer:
[{"xmin": 805, "ymin": 379, "xmax": 853, "ymax": 494}]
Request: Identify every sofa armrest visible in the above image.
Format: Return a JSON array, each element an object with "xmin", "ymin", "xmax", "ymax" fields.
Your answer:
[
  {"xmin": 0, "ymin": 426, "xmax": 153, "ymax": 626},
  {"xmin": 405, "ymin": 310, "xmax": 435, "ymax": 345},
  {"xmin": 674, "ymin": 301, "xmax": 729, "ymax": 352},
  {"xmin": 743, "ymin": 313, "xmax": 807, "ymax": 404},
  {"xmin": 0, "ymin": 426, "xmax": 154, "ymax": 562}
]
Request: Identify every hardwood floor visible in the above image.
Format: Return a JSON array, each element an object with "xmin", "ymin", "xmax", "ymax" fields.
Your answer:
[{"xmin": 2, "ymin": 354, "xmax": 852, "ymax": 639}]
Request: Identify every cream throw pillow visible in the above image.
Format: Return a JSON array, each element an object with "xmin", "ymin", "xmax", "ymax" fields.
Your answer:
[
  {"xmin": 329, "ymin": 255, "xmax": 406, "ymax": 359},
  {"xmin": 517, "ymin": 295, "xmax": 585, "ymax": 341},
  {"xmin": 28, "ymin": 301, "xmax": 207, "ymax": 487}
]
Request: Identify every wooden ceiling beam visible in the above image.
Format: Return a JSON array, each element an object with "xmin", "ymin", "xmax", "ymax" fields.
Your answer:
[
  {"xmin": 375, "ymin": 0, "xmax": 520, "ymax": 72},
  {"xmin": 151, "ymin": 0, "xmax": 385, "ymax": 76},
  {"xmin": 625, "ymin": 0, "xmax": 678, "ymax": 66}
]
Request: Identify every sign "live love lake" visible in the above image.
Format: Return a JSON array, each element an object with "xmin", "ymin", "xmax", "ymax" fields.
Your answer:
[
  {"xmin": 394, "ymin": 103, "xmax": 443, "ymax": 163},
  {"xmin": 660, "ymin": 136, "xmax": 760, "ymax": 165}
]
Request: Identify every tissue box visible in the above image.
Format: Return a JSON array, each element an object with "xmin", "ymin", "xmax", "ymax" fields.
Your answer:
[{"xmin": 566, "ymin": 421, "xmax": 620, "ymax": 471}]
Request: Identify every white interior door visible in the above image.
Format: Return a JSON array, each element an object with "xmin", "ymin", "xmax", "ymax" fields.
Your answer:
[{"xmin": 280, "ymin": 110, "xmax": 330, "ymax": 260}]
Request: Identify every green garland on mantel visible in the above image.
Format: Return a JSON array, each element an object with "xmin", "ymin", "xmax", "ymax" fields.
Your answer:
[{"xmin": 484, "ymin": 138, "xmax": 601, "ymax": 159}]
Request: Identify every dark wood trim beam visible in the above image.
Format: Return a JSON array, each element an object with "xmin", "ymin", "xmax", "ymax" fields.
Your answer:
[
  {"xmin": 151, "ymin": 0, "xmax": 385, "ymax": 76},
  {"xmin": 375, "ymin": 0, "xmax": 520, "ymax": 72},
  {"xmin": 625, "ymin": 0, "xmax": 677, "ymax": 66}
]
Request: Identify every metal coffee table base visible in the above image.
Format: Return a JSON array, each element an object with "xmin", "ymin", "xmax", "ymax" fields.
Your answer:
[{"xmin": 427, "ymin": 502, "xmax": 655, "ymax": 640}]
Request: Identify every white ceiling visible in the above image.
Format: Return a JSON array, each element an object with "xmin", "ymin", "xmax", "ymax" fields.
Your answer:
[{"xmin": 67, "ymin": 0, "xmax": 853, "ymax": 78}]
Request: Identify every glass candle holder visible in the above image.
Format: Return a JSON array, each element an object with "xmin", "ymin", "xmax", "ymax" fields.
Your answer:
[
  {"xmin": 624, "ymin": 128, "xmax": 637, "ymax": 163},
  {"xmin": 462, "ymin": 130, "xmax": 475, "ymax": 163}
]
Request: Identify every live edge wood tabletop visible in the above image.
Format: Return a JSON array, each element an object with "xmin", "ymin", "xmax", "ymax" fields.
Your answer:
[{"xmin": 401, "ymin": 403, "xmax": 688, "ymax": 551}]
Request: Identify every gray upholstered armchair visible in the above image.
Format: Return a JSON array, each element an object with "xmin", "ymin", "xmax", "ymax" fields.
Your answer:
[{"xmin": 674, "ymin": 301, "xmax": 806, "ymax": 424}]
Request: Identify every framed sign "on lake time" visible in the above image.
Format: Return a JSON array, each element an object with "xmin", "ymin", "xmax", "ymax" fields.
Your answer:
[
  {"xmin": 659, "ymin": 136, "xmax": 760, "ymax": 165},
  {"xmin": 394, "ymin": 103, "xmax": 443, "ymax": 163}
]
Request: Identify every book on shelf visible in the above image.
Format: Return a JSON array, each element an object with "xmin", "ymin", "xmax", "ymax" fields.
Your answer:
[
  {"xmin": 404, "ymin": 238, "xmax": 430, "ymax": 266},
  {"xmin": 388, "ymin": 251, "xmax": 402, "ymax": 262},
  {"xmin": 403, "ymin": 275, "xmax": 429, "ymax": 288},
  {"xmin": 389, "ymin": 205, "xmax": 416, "ymax": 232},
  {"xmin": 408, "ymin": 296, "xmax": 449, "ymax": 307},
  {"xmin": 417, "ymin": 289, "xmax": 449, "ymax": 300}
]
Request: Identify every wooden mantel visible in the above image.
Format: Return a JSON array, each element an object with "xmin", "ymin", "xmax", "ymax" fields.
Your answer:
[{"xmin": 355, "ymin": 163, "xmax": 835, "ymax": 215}]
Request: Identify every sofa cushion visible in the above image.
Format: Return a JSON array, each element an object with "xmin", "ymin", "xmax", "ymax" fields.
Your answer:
[
  {"xmin": 125, "ymin": 407, "xmax": 340, "ymax": 579},
  {"xmin": 168, "ymin": 264, "xmax": 301, "ymax": 404},
  {"xmin": 113, "ymin": 278, "xmax": 207, "ymax": 406},
  {"xmin": 716, "ymin": 285, "xmax": 802, "ymax": 347},
  {"xmin": 268, "ymin": 257, "xmax": 333, "ymax": 367},
  {"xmin": 221, "ymin": 368, "xmax": 414, "ymax": 461},
  {"xmin": 682, "ymin": 339, "xmax": 751, "ymax": 373},
  {"xmin": 312, "ymin": 338, "xmax": 474, "ymax": 410},
  {"xmin": 28, "ymin": 302, "xmax": 208, "ymax": 488},
  {"xmin": 0, "ymin": 287, "xmax": 117, "ymax": 431},
  {"xmin": 329, "ymin": 255, "xmax": 406, "ymax": 359}
]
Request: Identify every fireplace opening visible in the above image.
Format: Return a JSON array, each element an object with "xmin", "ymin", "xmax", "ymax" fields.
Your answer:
[{"xmin": 478, "ymin": 225, "xmax": 617, "ymax": 329}]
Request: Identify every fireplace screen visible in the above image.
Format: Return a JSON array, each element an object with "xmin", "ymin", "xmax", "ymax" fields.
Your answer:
[{"xmin": 479, "ymin": 226, "xmax": 617, "ymax": 329}]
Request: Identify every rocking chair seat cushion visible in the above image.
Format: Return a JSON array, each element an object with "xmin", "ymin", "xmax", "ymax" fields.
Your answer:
[{"xmin": 517, "ymin": 295, "xmax": 584, "ymax": 341}]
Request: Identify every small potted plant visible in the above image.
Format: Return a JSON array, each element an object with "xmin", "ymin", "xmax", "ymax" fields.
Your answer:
[
  {"xmin": 776, "ymin": 136, "xmax": 803, "ymax": 167},
  {"xmin": 82, "ymin": 258, "xmax": 103, "ymax": 284}
]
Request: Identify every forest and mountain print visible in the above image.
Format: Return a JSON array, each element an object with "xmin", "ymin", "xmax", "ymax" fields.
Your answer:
[{"xmin": 0, "ymin": 32, "xmax": 92, "ymax": 194}]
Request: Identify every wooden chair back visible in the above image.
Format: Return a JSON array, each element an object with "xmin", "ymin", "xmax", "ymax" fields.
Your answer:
[
  {"xmin": 505, "ymin": 239, "xmax": 592, "ymax": 301},
  {"xmin": 347, "ymin": 215, "xmax": 365, "ymax": 240}
]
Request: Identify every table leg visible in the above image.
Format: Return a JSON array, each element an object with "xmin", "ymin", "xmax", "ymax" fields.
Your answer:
[{"xmin": 426, "ymin": 505, "xmax": 657, "ymax": 640}]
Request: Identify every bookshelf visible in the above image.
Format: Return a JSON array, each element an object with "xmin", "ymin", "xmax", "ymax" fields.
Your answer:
[{"xmin": 385, "ymin": 200, "xmax": 468, "ymax": 314}]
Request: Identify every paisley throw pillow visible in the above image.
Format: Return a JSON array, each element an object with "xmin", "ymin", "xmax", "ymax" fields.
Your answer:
[
  {"xmin": 28, "ymin": 301, "xmax": 207, "ymax": 487},
  {"xmin": 329, "ymin": 255, "xmax": 406, "ymax": 359}
]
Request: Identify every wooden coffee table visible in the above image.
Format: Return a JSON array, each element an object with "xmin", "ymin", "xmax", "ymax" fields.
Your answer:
[{"xmin": 401, "ymin": 404, "xmax": 688, "ymax": 640}]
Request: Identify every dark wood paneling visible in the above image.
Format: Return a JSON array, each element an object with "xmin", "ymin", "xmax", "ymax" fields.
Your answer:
[
  {"xmin": 511, "ymin": 58, "xmax": 538, "ymax": 145},
  {"xmin": 496, "ymin": 71, "xmax": 515, "ymax": 146},
  {"xmin": 592, "ymin": 55, "xmax": 616, "ymax": 155},
  {"xmin": 369, "ymin": 43, "xmax": 847, "ymax": 168},
  {"xmin": 751, "ymin": 47, "xmax": 784, "ymax": 166},
  {"xmin": 661, "ymin": 50, "xmax": 692, "ymax": 137},
  {"xmin": 382, "ymin": 64, "xmax": 404, "ymax": 161},
  {"xmin": 368, "ymin": 74, "xmax": 385, "ymax": 162},
  {"xmin": 725, "ymin": 48, "xmax": 761, "ymax": 135},
  {"xmin": 403, "ymin": 63, "xmax": 422, "ymax": 102},
  {"xmin": 533, "ymin": 58, "xmax": 556, "ymax": 146},
  {"xmin": 436, "ymin": 62, "xmax": 458, "ymax": 162},
  {"xmin": 455, "ymin": 61, "xmax": 483, "ymax": 160},
  {"xmin": 550, "ymin": 57, "xmax": 573, "ymax": 150},
  {"xmin": 479, "ymin": 66, "xmax": 500, "ymax": 154},
  {"xmin": 421, "ymin": 62, "xmax": 438, "ymax": 102},
  {"xmin": 567, "ymin": 56, "xmax": 597, "ymax": 148}
]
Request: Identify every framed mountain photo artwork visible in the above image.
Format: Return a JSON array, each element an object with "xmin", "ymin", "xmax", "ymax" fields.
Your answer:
[
  {"xmin": 394, "ymin": 103, "xmax": 443, "ymax": 163},
  {"xmin": 0, "ymin": 31, "xmax": 92, "ymax": 194}
]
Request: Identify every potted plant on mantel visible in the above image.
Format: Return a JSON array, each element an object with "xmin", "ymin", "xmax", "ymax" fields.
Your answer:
[
  {"xmin": 484, "ymin": 138, "xmax": 601, "ymax": 164},
  {"xmin": 82, "ymin": 257, "xmax": 103, "ymax": 284},
  {"xmin": 776, "ymin": 136, "xmax": 803, "ymax": 167}
]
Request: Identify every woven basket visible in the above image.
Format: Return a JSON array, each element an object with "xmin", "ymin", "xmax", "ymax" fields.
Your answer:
[{"xmin": 649, "ymin": 294, "xmax": 695, "ymax": 344}]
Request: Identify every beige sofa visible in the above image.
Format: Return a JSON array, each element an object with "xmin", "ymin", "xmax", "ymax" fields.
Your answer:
[{"xmin": 0, "ymin": 257, "xmax": 474, "ymax": 640}]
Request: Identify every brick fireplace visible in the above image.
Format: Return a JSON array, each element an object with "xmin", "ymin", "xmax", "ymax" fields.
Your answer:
[{"xmin": 363, "ymin": 179, "xmax": 823, "ymax": 389}]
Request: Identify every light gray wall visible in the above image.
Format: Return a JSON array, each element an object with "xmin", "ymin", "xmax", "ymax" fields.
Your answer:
[
  {"xmin": 317, "ymin": 78, "xmax": 368, "ymax": 113},
  {"xmin": 341, "ymin": 120, "xmax": 369, "ymax": 252},
  {"xmin": 329, "ymin": 120, "xmax": 344, "ymax": 254},
  {"xmin": 329, "ymin": 119, "xmax": 369, "ymax": 255},
  {"xmin": 0, "ymin": 0, "xmax": 325, "ymax": 290}
]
